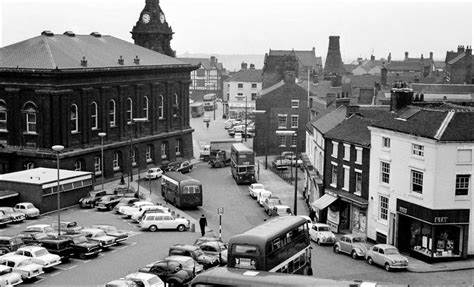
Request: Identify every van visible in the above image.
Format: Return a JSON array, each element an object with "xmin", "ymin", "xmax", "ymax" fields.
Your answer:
[{"xmin": 199, "ymin": 145, "xmax": 211, "ymax": 161}]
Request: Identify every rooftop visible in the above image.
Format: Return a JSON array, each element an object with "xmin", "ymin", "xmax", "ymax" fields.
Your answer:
[
  {"xmin": 0, "ymin": 168, "xmax": 92, "ymax": 185},
  {"xmin": 225, "ymin": 69, "xmax": 263, "ymax": 83}
]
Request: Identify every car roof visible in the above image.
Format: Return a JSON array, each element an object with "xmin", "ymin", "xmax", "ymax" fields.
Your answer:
[
  {"xmin": 27, "ymin": 224, "xmax": 51, "ymax": 228},
  {"xmin": 18, "ymin": 245, "xmax": 43, "ymax": 251},
  {"xmin": 171, "ymin": 244, "xmax": 197, "ymax": 251},
  {"xmin": 0, "ymin": 254, "xmax": 30, "ymax": 262},
  {"xmin": 374, "ymin": 244, "xmax": 396, "ymax": 249},
  {"xmin": 313, "ymin": 223, "xmax": 331, "ymax": 227},
  {"xmin": 126, "ymin": 272, "xmax": 159, "ymax": 280},
  {"xmin": 164, "ymin": 255, "xmax": 193, "ymax": 262}
]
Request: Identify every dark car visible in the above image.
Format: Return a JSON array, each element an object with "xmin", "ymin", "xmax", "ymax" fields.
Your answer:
[
  {"xmin": 0, "ymin": 236, "xmax": 24, "ymax": 255},
  {"xmin": 195, "ymin": 240, "xmax": 228, "ymax": 266},
  {"xmin": 15, "ymin": 231, "xmax": 48, "ymax": 245},
  {"xmin": 39, "ymin": 237, "xmax": 74, "ymax": 262},
  {"xmin": 58, "ymin": 233, "xmax": 102, "ymax": 259},
  {"xmin": 96, "ymin": 195, "xmax": 123, "ymax": 211},
  {"xmin": 168, "ymin": 244, "xmax": 218, "ymax": 269},
  {"xmin": 79, "ymin": 190, "xmax": 108, "ymax": 208},
  {"xmin": 138, "ymin": 256, "xmax": 199, "ymax": 285},
  {"xmin": 166, "ymin": 160, "xmax": 193, "ymax": 174},
  {"xmin": 51, "ymin": 221, "xmax": 84, "ymax": 234}
]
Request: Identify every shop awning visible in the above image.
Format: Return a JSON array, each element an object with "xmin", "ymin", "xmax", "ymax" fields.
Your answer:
[{"xmin": 311, "ymin": 193, "xmax": 337, "ymax": 210}]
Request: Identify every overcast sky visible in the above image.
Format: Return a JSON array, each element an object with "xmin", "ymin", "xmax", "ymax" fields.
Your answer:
[{"xmin": 1, "ymin": 0, "xmax": 472, "ymax": 64}]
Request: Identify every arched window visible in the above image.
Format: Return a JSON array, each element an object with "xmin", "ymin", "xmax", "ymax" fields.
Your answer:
[
  {"xmin": 109, "ymin": 100, "xmax": 116, "ymax": 127},
  {"xmin": 91, "ymin": 102, "xmax": 98, "ymax": 130},
  {"xmin": 173, "ymin": 94, "xmax": 179, "ymax": 116},
  {"xmin": 71, "ymin": 104, "xmax": 79, "ymax": 133},
  {"xmin": 127, "ymin": 98, "xmax": 133, "ymax": 124},
  {"xmin": 23, "ymin": 102, "xmax": 37, "ymax": 134},
  {"xmin": 0, "ymin": 101, "xmax": 7, "ymax": 132},
  {"xmin": 25, "ymin": 162, "xmax": 35, "ymax": 170},
  {"xmin": 146, "ymin": 144, "xmax": 153, "ymax": 163},
  {"xmin": 74, "ymin": 160, "xmax": 82, "ymax": 171},
  {"xmin": 143, "ymin": 96, "xmax": 149, "ymax": 120},
  {"xmin": 158, "ymin": 95, "xmax": 164, "ymax": 119},
  {"xmin": 113, "ymin": 151, "xmax": 121, "ymax": 171}
]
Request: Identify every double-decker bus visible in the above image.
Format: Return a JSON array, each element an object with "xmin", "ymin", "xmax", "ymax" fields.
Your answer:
[
  {"xmin": 161, "ymin": 172, "xmax": 202, "ymax": 208},
  {"xmin": 230, "ymin": 143, "xmax": 256, "ymax": 184},
  {"xmin": 203, "ymin": 93, "xmax": 217, "ymax": 111},
  {"xmin": 227, "ymin": 216, "xmax": 312, "ymax": 275}
]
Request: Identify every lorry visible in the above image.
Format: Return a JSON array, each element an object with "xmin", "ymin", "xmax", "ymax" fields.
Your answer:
[
  {"xmin": 208, "ymin": 139, "xmax": 241, "ymax": 168},
  {"xmin": 190, "ymin": 102, "xmax": 204, "ymax": 117}
]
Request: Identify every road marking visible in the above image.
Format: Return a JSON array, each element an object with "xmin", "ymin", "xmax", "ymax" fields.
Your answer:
[
  {"xmin": 130, "ymin": 242, "xmax": 137, "ymax": 246},
  {"xmin": 110, "ymin": 249, "xmax": 118, "ymax": 253},
  {"xmin": 33, "ymin": 277, "xmax": 45, "ymax": 284},
  {"xmin": 50, "ymin": 271, "xmax": 61, "ymax": 277},
  {"xmin": 55, "ymin": 266, "xmax": 68, "ymax": 270},
  {"xmin": 67, "ymin": 265, "xmax": 77, "ymax": 270}
]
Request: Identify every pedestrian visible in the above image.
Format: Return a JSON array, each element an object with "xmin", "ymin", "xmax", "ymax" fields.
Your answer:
[
  {"xmin": 309, "ymin": 208, "xmax": 316, "ymax": 222},
  {"xmin": 206, "ymin": 122, "xmax": 209, "ymax": 128},
  {"xmin": 199, "ymin": 214, "xmax": 207, "ymax": 236}
]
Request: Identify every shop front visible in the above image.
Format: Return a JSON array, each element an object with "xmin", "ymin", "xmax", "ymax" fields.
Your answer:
[{"xmin": 397, "ymin": 199, "xmax": 470, "ymax": 263}]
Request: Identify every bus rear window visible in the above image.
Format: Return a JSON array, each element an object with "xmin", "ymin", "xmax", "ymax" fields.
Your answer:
[
  {"xmin": 233, "ymin": 245, "xmax": 258, "ymax": 254},
  {"xmin": 183, "ymin": 185, "xmax": 201, "ymax": 194}
]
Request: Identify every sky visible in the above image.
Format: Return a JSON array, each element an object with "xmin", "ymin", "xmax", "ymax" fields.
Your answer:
[{"xmin": 1, "ymin": 0, "xmax": 473, "ymax": 70}]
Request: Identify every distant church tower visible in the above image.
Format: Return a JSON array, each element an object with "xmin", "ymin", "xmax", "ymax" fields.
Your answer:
[
  {"xmin": 323, "ymin": 36, "xmax": 344, "ymax": 76},
  {"xmin": 131, "ymin": 0, "xmax": 175, "ymax": 57}
]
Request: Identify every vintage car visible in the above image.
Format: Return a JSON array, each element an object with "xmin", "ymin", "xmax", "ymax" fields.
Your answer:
[
  {"xmin": 262, "ymin": 197, "xmax": 282, "ymax": 215},
  {"xmin": 0, "ymin": 254, "xmax": 44, "ymax": 280},
  {"xmin": 124, "ymin": 272, "xmax": 165, "ymax": 287},
  {"xmin": 270, "ymin": 205, "xmax": 292, "ymax": 217},
  {"xmin": 0, "ymin": 237, "xmax": 24, "ymax": 256},
  {"xmin": 0, "ymin": 207, "xmax": 25, "ymax": 223},
  {"xmin": 0, "ymin": 264, "xmax": 23, "ymax": 286},
  {"xmin": 131, "ymin": 205, "xmax": 171, "ymax": 223},
  {"xmin": 79, "ymin": 228, "xmax": 116, "ymax": 249},
  {"xmin": 95, "ymin": 195, "xmax": 123, "ymax": 211},
  {"xmin": 118, "ymin": 201, "xmax": 154, "ymax": 218},
  {"xmin": 145, "ymin": 167, "xmax": 163, "ymax": 180},
  {"xmin": 78, "ymin": 190, "xmax": 108, "ymax": 208},
  {"xmin": 309, "ymin": 223, "xmax": 336, "ymax": 245},
  {"xmin": 139, "ymin": 214, "xmax": 190, "ymax": 232},
  {"xmin": 91, "ymin": 224, "xmax": 129, "ymax": 244},
  {"xmin": 15, "ymin": 231, "xmax": 48, "ymax": 246},
  {"xmin": 165, "ymin": 160, "xmax": 193, "ymax": 174},
  {"xmin": 195, "ymin": 240, "xmax": 228, "ymax": 265},
  {"xmin": 105, "ymin": 278, "xmax": 144, "ymax": 287},
  {"xmin": 51, "ymin": 221, "xmax": 83, "ymax": 234},
  {"xmin": 13, "ymin": 246, "xmax": 61, "ymax": 269},
  {"xmin": 0, "ymin": 210, "xmax": 12, "ymax": 227},
  {"xmin": 113, "ymin": 197, "xmax": 140, "ymax": 214},
  {"xmin": 168, "ymin": 244, "xmax": 218, "ymax": 269},
  {"xmin": 257, "ymin": 190, "xmax": 272, "ymax": 206},
  {"xmin": 58, "ymin": 233, "xmax": 102, "ymax": 259},
  {"xmin": 333, "ymin": 234, "xmax": 370, "ymax": 259},
  {"xmin": 113, "ymin": 186, "xmax": 137, "ymax": 198},
  {"xmin": 38, "ymin": 237, "xmax": 74, "ymax": 262},
  {"xmin": 139, "ymin": 255, "xmax": 202, "ymax": 285},
  {"xmin": 366, "ymin": 244, "xmax": 409, "ymax": 271},
  {"xmin": 13, "ymin": 203, "xmax": 40, "ymax": 219},
  {"xmin": 248, "ymin": 183, "xmax": 265, "ymax": 199},
  {"xmin": 26, "ymin": 224, "xmax": 56, "ymax": 236}
]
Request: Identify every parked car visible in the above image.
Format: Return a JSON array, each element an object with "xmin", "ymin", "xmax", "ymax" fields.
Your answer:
[
  {"xmin": 105, "ymin": 278, "xmax": 144, "ymax": 287},
  {"xmin": 0, "ymin": 207, "xmax": 25, "ymax": 223},
  {"xmin": 119, "ymin": 201, "xmax": 154, "ymax": 218},
  {"xmin": 26, "ymin": 224, "xmax": 56, "ymax": 236},
  {"xmin": 146, "ymin": 167, "xmax": 163, "ymax": 180},
  {"xmin": 248, "ymin": 183, "xmax": 265, "ymax": 199},
  {"xmin": 166, "ymin": 160, "xmax": 193, "ymax": 174},
  {"xmin": 0, "ymin": 264, "xmax": 23, "ymax": 286},
  {"xmin": 96, "ymin": 195, "xmax": 123, "ymax": 211},
  {"xmin": 13, "ymin": 203, "xmax": 40, "ymax": 219},
  {"xmin": 262, "ymin": 197, "xmax": 282, "ymax": 215},
  {"xmin": 91, "ymin": 224, "xmax": 129, "ymax": 244},
  {"xmin": 298, "ymin": 215, "xmax": 312, "ymax": 224},
  {"xmin": 113, "ymin": 186, "xmax": 137, "ymax": 198},
  {"xmin": 309, "ymin": 223, "xmax": 336, "ymax": 245},
  {"xmin": 270, "ymin": 205, "xmax": 292, "ymax": 216},
  {"xmin": 131, "ymin": 205, "xmax": 171, "ymax": 223},
  {"xmin": 0, "ymin": 254, "xmax": 44, "ymax": 280},
  {"xmin": 366, "ymin": 244, "xmax": 408, "ymax": 271},
  {"xmin": 51, "ymin": 221, "xmax": 83, "ymax": 234},
  {"xmin": 79, "ymin": 228, "xmax": 116, "ymax": 249},
  {"xmin": 285, "ymin": 155, "xmax": 303, "ymax": 167},
  {"xmin": 15, "ymin": 231, "xmax": 48, "ymax": 245},
  {"xmin": 113, "ymin": 197, "xmax": 140, "ymax": 214},
  {"xmin": 79, "ymin": 190, "xmax": 108, "ymax": 208},
  {"xmin": 333, "ymin": 234, "xmax": 370, "ymax": 259},
  {"xmin": 257, "ymin": 190, "xmax": 272, "ymax": 206},
  {"xmin": 0, "ymin": 237, "xmax": 24, "ymax": 255},
  {"xmin": 0, "ymin": 210, "xmax": 12, "ymax": 227},
  {"xmin": 38, "ymin": 236, "xmax": 74, "ymax": 262},
  {"xmin": 271, "ymin": 158, "xmax": 291, "ymax": 170},
  {"xmin": 139, "ymin": 214, "xmax": 190, "ymax": 232},
  {"xmin": 58, "ymin": 233, "xmax": 102, "ymax": 259},
  {"xmin": 13, "ymin": 246, "xmax": 61, "ymax": 269},
  {"xmin": 168, "ymin": 244, "xmax": 219, "ymax": 269},
  {"xmin": 224, "ymin": 119, "xmax": 241, "ymax": 129},
  {"xmin": 195, "ymin": 240, "xmax": 228, "ymax": 266},
  {"xmin": 139, "ymin": 256, "xmax": 200, "ymax": 286},
  {"xmin": 124, "ymin": 272, "xmax": 165, "ymax": 287}
]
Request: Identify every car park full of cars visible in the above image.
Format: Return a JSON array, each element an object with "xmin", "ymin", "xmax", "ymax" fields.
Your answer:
[
  {"xmin": 0, "ymin": 254, "xmax": 44, "ymax": 280},
  {"xmin": 0, "ymin": 207, "xmax": 25, "ymax": 223},
  {"xmin": 79, "ymin": 190, "xmax": 108, "ymax": 208},
  {"xmin": 309, "ymin": 223, "xmax": 336, "ymax": 245},
  {"xmin": 139, "ymin": 214, "xmax": 190, "ymax": 232},
  {"xmin": 79, "ymin": 228, "xmax": 116, "ymax": 249},
  {"xmin": 91, "ymin": 224, "xmax": 129, "ymax": 244},
  {"xmin": 13, "ymin": 202, "xmax": 40, "ymax": 219},
  {"xmin": 168, "ymin": 244, "xmax": 219, "ymax": 269},
  {"xmin": 366, "ymin": 244, "xmax": 409, "ymax": 271},
  {"xmin": 58, "ymin": 233, "xmax": 102, "ymax": 259},
  {"xmin": 0, "ymin": 264, "xmax": 23, "ymax": 286},
  {"xmin": 146, "ymin": 167, "xmax": 163, "ymax": 179},
  {"xmin": 333, "ymin": 234, "xmax": 370, "ymax": 259},
  {"xmin": 13, "ymin": 246, "xmax": 61, "ymax": 269}
]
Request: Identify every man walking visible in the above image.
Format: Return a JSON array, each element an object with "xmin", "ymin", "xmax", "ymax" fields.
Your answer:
[{"xmin": 199, "ymin": 214, "xmax": 207, "ymax": 236}]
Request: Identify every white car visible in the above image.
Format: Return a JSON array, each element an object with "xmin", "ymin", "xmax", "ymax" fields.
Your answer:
[
  {"xmin": 309, "ymin": 223, "xmax": 336, "ymax": 245},
  {"xmin": 14, "ymin": 246, "xmax": 61, "ymax": 269},
  {"xmin": 139, "ymin": 213, "xmax": 190, "ymax": 232},
  {"xmin": 0, "ymin": 207, "xmax": 25, "ymax": 223},
  {"xmin": 125, "ymin": 272, "xmax": 165, "ymax": 287},
  {"xmin": 146, "ymin": 167, "xmax": 163, "ymax": 180},
  {"xmin": 257, "ymin": 190, "xmax": 272, "ymax": 206},
  {"xmin": 131, "ymin": 205, "xmax": 171, "ymax": 223},
  {"xmin": 118, "ymin": 201, "xmax": 154, "ymax": 217},
  {"xmin": 366, "ymin": 244, "xmax": 408, "ymax": 271},
  {"xmin": 0, "ymin": 265, "xmax": 23, "ymax": 286},
  {"xmin": 26, "ymin": 224, "xmax": 56, "ymax": 236},
  {"xmin": 271, "ymin": 205, "xmax": 292, "ymax": 216},
  {"xmin": 0, "ymin": 254, "xmax": 44, "ymax": 280},
  {"xmin": 248, "ymin": 183, "xmax": 265, "ymax": 198},
  {"xmin": 224, "ymin": 119, "xmax": 241, "ymax": 129},
  {"xmin": 13, "ymin": 203, "xmax": 40, "ymax": 219},
  {"xmin": 80, "ymin": 228, "xmax": 116, "ymax": 248}
]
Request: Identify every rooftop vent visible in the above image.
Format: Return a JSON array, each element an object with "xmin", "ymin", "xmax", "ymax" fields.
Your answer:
[
  {"xmin": 133, "ymin": 56, "xmax": 140, "ymax": 65},
  {"xmin": 80, "ymin": 56, "xmax": 87, "ymax": 67},
  {"xmin": 41, "ymin": 30, "xmax": 54, "ymax": 37},
  {"xmin": 90, "ymin": 32, "xmax": 101, "ymax": 38},
  {"xmin": 118, "ymin": 56, "xmax": 124, "ymax": 65},
  {"xmin": 63, "ymin": 31, "xmax": 75, "ymax": 37}
]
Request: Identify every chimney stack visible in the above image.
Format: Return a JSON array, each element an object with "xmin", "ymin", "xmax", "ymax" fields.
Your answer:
[
  {"xmin": 249, "ymin": 63, "xmax": 255, "ymax": 70},
  {"xmin": 241, "ymin": 62, "xmax": 248, "ymax": 70},
  {"xmin": 388, "ymin": 52, "xmax": 392, "ymax": 63},
  {"xmin": 370, "ymin": 55, "xmax": 375, "ymax": 61},
  {"xmin": 429, "ymin": 52, "xmax": 433, "ymax": 60},
  {"xmin": 458, "ymin": 45, "xmax": 465, "ymax": 53},
  {"xmin": 390, "ymin": 81, "xmax": 414, "ymax": 112},
  {"xmin": 405, "ymin": 52, "xmax": 409, "ymax": 60},
  {"xmin": 284, "ymin": 71, "xmax": 296, "ymax": 84},
  {"xmin": 210, "ymin": 56, "xmax": 216, "ymax": 65},
  {"xmin": 323, "ymin": 36, "xmax": 345, "ymax": 76},
  {"xmin": 465, "ymin": 46, "xmax": 472, "ymax": 84},
  {"xmin": 381, "ymin": 67, "xmax": 387, "ymax": 86}
]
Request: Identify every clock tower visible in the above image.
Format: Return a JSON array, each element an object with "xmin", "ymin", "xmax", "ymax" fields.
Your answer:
[{"xmin": 131, "ymin": 0, "xmax": 175, "ymax": 57}]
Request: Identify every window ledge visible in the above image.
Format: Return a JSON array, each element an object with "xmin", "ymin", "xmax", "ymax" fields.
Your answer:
[
  {"xmin": 454, "ymin": 195, "xmax": 469, "ymax": 201},
  {"xmin": 377, "ymin": 220, "xmax": 389, "ymax": 226},
  {"xmin": 355, "ymin": 161, "xmax": 362, "ymax": 165},
  {"xmin": 23, "ymin": 132, "xmax": 38, "ymax": 136},
  {"xmin": 330, "ymin": 183, "xmax": 337, "ymax": 188},
  {"xmin": 0, "ymin": 129, "xmax": 8, "ymax": 133},
  {"xmin": 409, "ymin": 193, "xmax": 423, "ymax": 200},
  {"xmin": 113, "ymin": 167, "xmax": 120, "ymax": 172},
  {"xmin": 146, "ymin": 159, "xmax": 153, "ymax": 163}
]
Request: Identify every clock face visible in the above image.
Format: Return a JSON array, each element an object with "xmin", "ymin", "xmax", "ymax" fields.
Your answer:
[
  {"xmin": 142, "ymin": 13, "xmax": 150, "ymax": 24},
  {"xmin": 159, "ymin": 13, "xmax": 165, "ymax": 23}
]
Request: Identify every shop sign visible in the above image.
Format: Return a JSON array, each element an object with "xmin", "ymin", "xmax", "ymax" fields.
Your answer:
[{"xmin": 434, "ymin": 217, "xmax": 448, "ymax": 223}]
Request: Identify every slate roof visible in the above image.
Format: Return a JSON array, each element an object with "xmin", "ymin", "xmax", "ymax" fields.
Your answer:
[
  {"xmin": 0, "ymin": 33, "xmax": 191, "ymax": 70},
  {"xmin": 269, "ymin": 49, "xmax": 319, "ymax": 68},
  {"xmin": 325, "ymin": 115, "xmax": 376, "ymax": 147},
  {"xmin": 386, "ymin": 60, "xmax": 421, "ymax": 72},
  {"xmin": 447, "ymin": 53, "xmax": 466, "ymax": 65},
  {"xmin": 178, "ymin": 57, "xmax": 223, "ymax": 70},
  {"xmin": 412, "ymin": 83, "xmax": 474, "ymax": 94},
  {"xmin": 311, "ymin": 105, "xmax": 347, "ymax": 134},
  {"xmin": 297, "ymin": 80, "xmax": 340, "ymax": 98},
  {"xmin": 224, "ymin": 69, "xmax": 263, "ymax": 83},
  {"xmin": 259, "ymin": 80, "xmax": 286, "ymax": 96}
]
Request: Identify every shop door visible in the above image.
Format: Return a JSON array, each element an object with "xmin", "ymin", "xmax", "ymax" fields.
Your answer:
[{"xmin": 397, "ymin": 214, "xmax": 411, "ymax": 252}]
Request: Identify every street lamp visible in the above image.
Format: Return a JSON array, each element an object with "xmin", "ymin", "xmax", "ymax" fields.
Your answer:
[
  {"xmin": 52, "ymin": 145, "xmax": 64, "ymax": 235},
  {"xmin": 98, "ymin": 132, "xmax": 106, "ymax": 191},
  {"xmin": 275, "ymin": 130, "xmax": 298, "ymax": 216},
  {"xmin": 128, "ymin": 117, "xmax": 148, "ymax": 192}
]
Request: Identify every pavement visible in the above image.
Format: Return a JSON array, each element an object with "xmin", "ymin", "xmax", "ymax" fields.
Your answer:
[{"xmin": 95, "ymin": 157, "xmax": 474, "ymax": 274}]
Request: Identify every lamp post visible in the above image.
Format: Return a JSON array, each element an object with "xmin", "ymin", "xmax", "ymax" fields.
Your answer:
[
  {"xmin": 275, "ymin": 130, "xmax": 298, "ymax": 215},
  {"xmin": 128, "ymin": 117, "xmax": 148, "ymax": 192},
  {"xmin": 98, "ymin": 132, "xmax": 106, "ymax": 191},
  {"xmin": 52, "ymin": 145, "xmax": 64, "ymax": 235}
]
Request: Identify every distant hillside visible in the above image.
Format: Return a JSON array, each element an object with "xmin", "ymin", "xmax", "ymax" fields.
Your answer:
[{"xmin": 178, "ymin": 52, "xmax": 264, "ymax": 72}]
